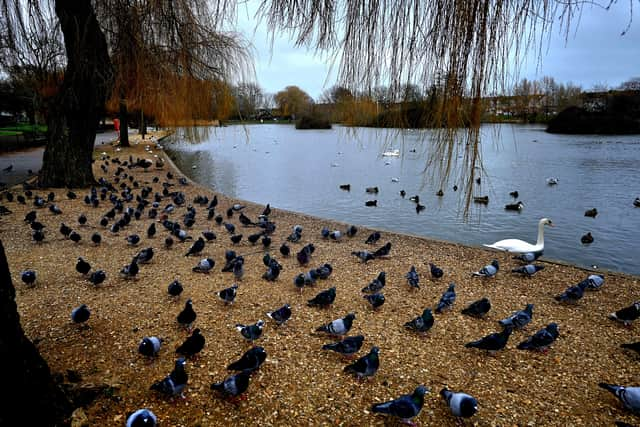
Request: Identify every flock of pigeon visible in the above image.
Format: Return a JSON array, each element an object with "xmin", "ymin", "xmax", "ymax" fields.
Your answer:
[{"xmin": 2, "ymin": 147, "xmax": 640, "ymax": 427}]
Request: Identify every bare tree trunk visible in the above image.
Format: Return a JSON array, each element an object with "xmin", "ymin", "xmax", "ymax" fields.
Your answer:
[
  {"xmin": 119, "ymin": 96, "xmax": 130, "ymax": 147},
  {"xmin": 39, "ymin": 0, "xmax": 113, "ymax": 187},
  {"xmin": 0, "ymin": 240, "xmax": 72, "ymax": 425}
]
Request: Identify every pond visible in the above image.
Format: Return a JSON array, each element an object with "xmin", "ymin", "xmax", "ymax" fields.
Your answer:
[{"xmin": 165, "ymin": 123, "xmax": 640, "ymax": 276}]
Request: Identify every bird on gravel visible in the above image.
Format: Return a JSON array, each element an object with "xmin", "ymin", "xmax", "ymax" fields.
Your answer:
[
  {"xmin": 405, "ymin": 266, "xmax": 420, "ymax": 289},
  {"xmin": 513, "ymin": 252, "xmax": 542, "ymax": 263},
  {"xmin": 150, "ymin": 357, "xmax": 188, "ymax": 399},
  {"xmin": 499, "ymin": 304, "xmax": 534, "ymax": 330},
  {"xmin": 581, "ymin": 274, "xmax": 605, "ymax": 291},
  {"xmin": 472, "ymin": 259, "xmax": 499, "ymax": 277},
  {"xmin": 21, "ymin": 270, "xmax": 36, "ymax": 286},
  {"xmin": 461, "ymin": 298, "xmax": 492, "ymax": 318},
  {"xmin": 126, "ymin": 234, "xmax": 141, "ymax": 246},
  {"xmin": 351, "ymin": 250, "xmax": 375, "ymax": 263},
  {"xmin": 91, "ymin": 232, "xmax": 101, "ymax": 245},
  {"xmin": 147, "ymin": 223, "xmax": 156, "ymax": 238},
  {"xmin": 465, "ymin": 326, "xmax": 513, "ymax": 354},
  {"xmin": 32, "ymin": 229, "xmax": 45, "ymax": 242},
  {"xmin": 307, "ymin": 287, "xmax": 336, "ymax": 308},
  {"xmin": 211, "ymin": 370, "xmax": 251, "ymax": 400},
  {"xmin": 344, "ymin": 346, "xmax": 380, "ymax": 379},
  {"xmin": 517, "ymin": 323, "xmax": 559, "ymax": 353},
  {"xmin": 608, "ymin": 302, "xmax": 640, "ymax": 327},
  {"xmin": 126, "ymin": 409, "xmax": 157, "ymax": 427},
  {"xmin": 429, "ymin": 263, "xmax": 444, "ymax": 279},
  {"xmin": 279, "ymin": 243, "xmax": 290, "ymax": 257},
  {"xmin": 71, "ymin": 304, "xmax": 91, "ymax": 325},
  {"xmin": 440, "ymin": 388, "xmax": 478, "ymax": 419},
  {"xmin": 69, "ymin": 231, "xmax": 81, "ymax": 243},
  {"xmin": 202, "ymin": 230, "xmax": 217, "ymax": 241},
  {"xmin": 192, "ymin": 257, "xmax": 215, "ymax": 273},
  {"xmin": 218, "ymin": 284, "xmax": 238, "ymax": 305},
  {"xmin": 135, "ymin": 247, "xmax": 154, "ymax": 264},
  {"xmin": 235, "ymin": 320, "xmax": 265, "ymax": 343},
  {"xmin": 138, "ymin": 336, "xmax": 162, "ymax": 358},
  {"xmin": 164, "ymin": 236, "xmax": 174, "ymax": 249},
  {"xmin": 59, "ymin": 223, "xmax": 72, "ymax": 238},
  {"xmin": 555, "ymin": 281, "xmax": 589, "ymax": 304},
  {"xmin": 598, "ymin": 383, "xmax": 640, "ymax": 414},
  {"xmin": 316, "ymin": 313, "xmax": 355, "ymax": 336},
  {"xmin": 168, "ymin": 280, "xmax": 183, "ymax": 299},
  {"xmin": 120, "ymin": 259, "xmax": 139, "ymax": 279},
  {"xmin": 227, "ymin": 347, "xmax": 267, "ymax": 372},
  {"xmin": 223, "ymin": 222, "xmax": 236, "ymax": 234},
  {"xmin": 266, "ymin": 304, "xmax": 291, "ymax": 326},
  {"xmin": 511, "ymin": 264, "xmax": 545, "ymax": 277},
  {"xmin": 373, "ymin": 242, "xmax": 392, "ymax": 257},
  {"xmin": 88, "ymin": 270, "xmax": 106, "ymax": 286},
  {"xmin": 322, "ymin": 335, "xmax": 365, "ymax": 357},
  {"xmin": 247, "ymin": 232, "xmax": 262, "ymax": 244},
  {"xmin": 176, "ymin": 328, "xmax": 205, "ymax": 358},
  {"xmin": 24, "ymin": 210, "xmax": 36, "ymax": 223},
  {"xmin": 404, "ymin": 308, "xmax": 435, "ymax": 334},
  {"xmin": 371, "ymin": 385, "xmax": 428, "ymax": 426},
  {"xmin": 365, "ymin": 231, "xmax": 381, "ymax": 245},
  {"xmin": 78, "ymin": 213, "xmax": 87, "ymax": 226},
  {"xmin": 185, "ymin": 237, "xmax": 205, "ymax": 257},
  {"xmin": 75, "ymin": 257, "xmax": 91, "ymax": 275},
  {"xmin": 362, "ymin": 271, "xmax": 386, "ymax": 293},
  {"xmin": 177, "ymin": 299, "xmax": 197, "ymax": 331},
  {"xmin": 435, "ymin": 283, "xmax": 456, "ymax": 314},
  {"xmin": 230, "ymin": 234, "xmax": 243, "ymax": 244},
  {"xmin": 363, "ymin": 293, "xmax": 385, "ymax": 310},
  {"xmin": 620, "ymin": 342, "xmax": 640, "ymax": 355}
]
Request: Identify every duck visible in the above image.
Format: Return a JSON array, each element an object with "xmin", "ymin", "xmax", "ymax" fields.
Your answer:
[
  {"xmin": 473, "ymin": 196, "xmax": 489, "ymax": 204},
  {"xmin": 484, "ymin": 218, "xmax": 553, "ymax": 254},
  {"xmin": 584, "ymin": 208, "xmax": 598, "ymax": 218},
  {"xmin": 509, "ymin": 191, "xmax": 519, "ymax": 198},
  {"xmin": 581, "ymin": 232, "xmax": 594, "ymax": 244},
  {"xmin": 546, "ymin": 177, "xmax": 559, "ymax": 185},
  {"xmin": 634, "ymin": 197, "xmax": 640, "ymax": 207},
  {"xmin": 505, "ymin": 201, "xmax": 524, "ymax": 211}
]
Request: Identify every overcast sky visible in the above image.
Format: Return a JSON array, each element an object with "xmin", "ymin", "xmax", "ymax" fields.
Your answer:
[{"xmin": 235, "ymin": 2, "xmax": 640, "ymax": 100}]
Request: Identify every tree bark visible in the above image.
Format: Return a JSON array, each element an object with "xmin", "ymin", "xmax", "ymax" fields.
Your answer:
[
  {"xmin": 0, "ymin": 240, "xmax": 72, "ymax": 425},
  {"xmin": 39, "ymin": 0, "xmax": 113, "ymax": 187},
  {"xmin": 118, "ymin": 96, "xmax": 130, "ymax": 147}
]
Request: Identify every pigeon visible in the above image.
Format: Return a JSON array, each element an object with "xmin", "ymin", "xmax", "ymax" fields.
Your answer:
[
  {"xmin": 75, "ymin": 257, "xmax": 91, "ymax": 275},
  {"xmin": 227, "ymin": 346, "xmax": 267, "ymax": 372},
  {"xmin": 296, "ymin": 244, "xmax": 315, "ymax": 265},
  {"xmin": 365, "ymin": 231, "xmax": 381, "ymax": 245},
  {"xmin": 135, "ymin": 247, "xmax": 154, "ymax": 264},
  {"xmin": 91, "ymin": 232, "xmax": 101, "ymax": 245},
  {"xmin": 351, "ymin": 250, "xmax": 375, "ymax": 263},
  {"xmin": 147, "ymin": 223, "xmax": 156, "ymax": 238},
  {"xmin": 185, "ymin": 237, "xmax": 205, "ymax": 256},
  {"xmin": 59, "ymin": 223, "xmax": 72, "ymax": 238},
  {"xmin": 266, "ymin": 304, "xmax": 292, "ymax": 326},
  {"xmin": 461, "ymin": 298, "xmax": 492, "ymax": 318},
  {"xmin": 238, "ymin": 212, "xmax": 254, "ymax": 226},
  {"xmin": 262, "ymin": 262, "xmax": 282, "ymax": 282},
  {"xmin": 498, "ymin": 304, "xmax": 534, "ymax": 330},
  {"xmin": 32, "ymin": 229, "xmax": 45, "ymax": 242},
  {"xmin": 440, "ymin": 388, "xmax": 478, "ymax": 418},
  {"xmin": 346, "ymin": 225, "xmax": 358, "ymax": 237},
  {"xmin": 262, "ymin": 204, "xmax": 271, "ymax": 216},
  {"xmin": 168, "ymin": 280, "xmax": 183, "ymax": 298},
  {"xmin": 315, "ymin": 263, "xmax": 333, "ymax": 280},
  {"xmin": 513, "ymin": 252, "xmax": 542, "ymax": 263},
  {"xmin": 224, "ymin": 222, "xmax": 236, "ymax": 234},
  {"xmin": 373, "ymin": 242, "xmax": 392, "ymax": 257},
  {"xmin": 344, "ymin": 346, "xmax": 380, "ymax": 379},
  {"xmin": 362, "ymin": 272, "xmax": 386, "ymax": 293},
  {"xmin": 598, "ymin": 383, "xmax": 640, "ymax": 414},
  {"xmin": 49, "ymin": 204, "xmax": 62, "ymax": 214},
  {"xmin": 371, "ymin": 385, "xmax": 428, "ymax": 426},
  {"xmin": 150, "ymin": 358, "xmax": 188, "ymax": 398},
  {"xmin": 177, "ymin": 299, "xmax": 197, "ymax": 330},
  {"xmin": 126, "ymin": 234, "xmax": 141, "ymax": 246},
  {"xmin": 322, "ymin": 335, "xmax": 365, "ymax": 357},
  {"xmin": 202, "ymin": 230, "xmax": 217, "ymax": 241},
  {"xmin": 429, "ymin": 263, "xmax": 444, "ymax": 279},
  {"xmin": 517, "ymin": 323, "xmax": 560, "ymax": 352},
  {"xmin": 138, "ymin": 336, "xmax": 162, "ymax": 358},
  {"xmin": 511, "ymin": 264, "xmax": 545, "ymax": 277},
  {"xmin": 230, "ymin": 234, "xmax": 243, "ymax": 244},
  {"xmin": 609, "ymin": 302, "xmax": 640, "ymax": 327},
  {"xmin": 192, "ymin": 257, "xmax": 215, "ymax": 273},
  {"xmin": 120, "ymin": 259, "xmax": 139, "ymax": 279},
  {"xmin": 69, "ymin": 231, "xmax": 82, "ymax": 243},
  {"xmin": 435, "ymin": 283, "xmax": 456, "ymax": 313},
  {"xmin": 472, "ymin": 259, "xmax": 499, "ymax": 277},
  {"xmin": 363, "ymin": 293, "xmax": 385, "ymax": 309},
  {"xmin": 211, "ymin": 370, "xmax": 251, "ymax": 399},
  {"xmin": 31, "ymin": 221, "xmax": 46, "ymax": 231},
  {"xmin": 247, "ymin": 232, "xmax": 262, "ymax": 244},
  {"xmin": 279, "ymin": 243, "xmax": 290, "ymax": 257},
  {"xmin": 218, "ymin": 284, "xmax": 238, "ymax": 304},
  {"xmin": 164, "ymin": 236, "xmax": 174, "ymax": 248},
  {"xmin": 620, "ymin": 342, "xmax": 640, "ymax": 355},
  {"xmin": 555, "ymin": 281, "xmax": 589, "ymax": 304},
  {"xmin": 465, "ymin": 326, "xmax": 513, "ymax": 354},
  {"xmin": 316, "ymin": 313, "xmax": 355, "ymax": 336},
  {"xmin": 582, "ymin": 274, "xmax": 605, "ymax": 291},
  {"xmin": 405, "ymin": 266, "xmax": 420, "ymax": 289},
  {"xmin": 71, "ymin": 304, "xmax": 91, "ymax": 325},
  {"xmin": 88, "ymin": 270, "xmax": 106, "ymax": 286},
  {"xmin": 126, "ymin": 409, "xmax": 157, "ymax": 427},
  {"xmin": 176, "ymin": 328, "xmax": 205, "ymax": 358},
  {"xmin": 235, "ymin": 320, "xmax": 265, "ymax": 342},
  {"xmin": 78, "ymin": 213, "xmax": 87, "ymax": 225},
  {"xmin": 21, "ymin": 270, "xmax": 36, "ymax": 286},
  {"xmin": 24, "ymin": 210, "xmax": 36, "ymax": 223},
  {"xmin": 307, "ymin": 287, "xmax": 337, "ymax": 308},
  {"xmin": 404, "ymin": 308, "xmax": 435, "ymax": 333}
]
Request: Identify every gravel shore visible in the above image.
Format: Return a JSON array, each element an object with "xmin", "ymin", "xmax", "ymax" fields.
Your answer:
[{"xmin": 2, "ymin": 132, "xmax": 639, "ymax": 426}]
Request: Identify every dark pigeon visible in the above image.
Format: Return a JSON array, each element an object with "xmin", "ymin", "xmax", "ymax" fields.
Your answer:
[
  {"xmin": 609, "ymin": 302, "xmax": 640, "ymax": 327},
  {"xmin": 365, "ymin": 231, "xmax": 381, "ymax": 245},
  {"xmin": 88, "ymin": 270, "xmax": 106, "ymax": 286},
  {"xmin": 344, "ymin": 346, "xmax": 380, "ymax": 379},
  {"xmin": 405, "ymin": 266, "xmax": 420, "ymax": 289},
  {"xmin": 211, "ymin": 370, "xmax": 251, "ymax": 399},
  {"xmin": 235, "ymin": 320, "xmax": 265, "ymax": 342},
  {"xmin": 351, "ymin": 250, "xmax": 375, "ymax": 263},
  {"xmin": 404, "ymin": 309, "xmax": 435, "ymax": 334},
  {"xmin": 362, "ymin": 271, "xmax": 386, "ymax": 293},
  {"xmin": 266, "ymin": 304, "xmax": 292, "ymax": 326},
  {"xmin": 168, "ymin": 280, "xmax": 183, "ymax": 298},
  {"xmin": 227, "ymin": 346, "xmax": 267, "ymax": 372},
  {"xmin": 465, "ymin": 326, "xmax": 513, "ymax": 354},
  {"xmin": 555, "ymin": 281, "xmax": 589, "ymax": 304},
  {"xmin": 363, "ymin": 293, "xmax": 385, "ymax": 309},
  {"xmin": 371, "ymin": 385, "xmax": 428, "ymax": 425},
  {"xmin": 71, "ymin": 304, "xmax": 90, "ymax": 325},
  {"xmin": 76, "ymin": 257, "xmax": 91, "ymax": 275},
  {"xmin": 461, "ymin": 298, "xmax": 491, "ymax": 318},
  {"xmin": 177, "ymin": 299, "xmax": 197, "ymax": 330},
  {"xmin": 218, "ymin": 284, "xmax": 238, "ymax": 305},
  {"xmin": 150, "ymin": 358, "xmax": 188, "ymax": 398},
  {"xmin": 185, "ymin": 237, "xmax": 205, "ymax": 256},
  {"xmin": 307, "ymin": 287, "xmax": 336, "ymax": 308},
  {"xmin": 435, "ymin": 283, "xmax": 456, "ymax": 314},
  {"xmin": 322, "ymin": 335, "xmax": 365, "ymax": 357},
  {"xmin": 429, "ymin": 263, "xmax": 444, "ymax": 279},
  {"xmin": 498, "ymin": 303, "xmax": 533, "ymax": 330},
  {"xmin": 21, "ymin": 270, "xmax": 36, "ymax": 286},
  {"xmin": 176, "ymin": 328, "xmax": 205, "ymax": 358},
  {"xmin": 517, "ymin": 323, "xmax": 560, "ymax": 352}
]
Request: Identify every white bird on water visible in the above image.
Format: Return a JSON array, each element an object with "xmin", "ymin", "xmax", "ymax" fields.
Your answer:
[{"xmin": 484, "ymin": 218, "xmax": 553, "ymax": 254}]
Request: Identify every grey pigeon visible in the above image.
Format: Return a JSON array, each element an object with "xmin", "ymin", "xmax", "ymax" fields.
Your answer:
[
  {"xmin": 435, "ymin": 283, "xmax": 456, "ymax": 313},
  {"xmin": 150, "ymin": 358, "xmax": 188, "ymax": 398},
  {"xmin": 511, "ymin": 264, "xmax": 544, "ymax": 277},
  {"xmin": 316, "ymin": 313, "xmax": 356, "ymax": 336},
  {"xmin": 472, "ymin": 259, "xmax": 499, "ymax": 277},
  {"xmin": 555, "ymin": 281, "xmax": 589, "ymax": 304},
  {"xmin": 599, "ymin": 383, "xmax": 640, "ymax": 414},
  {"xmin": 352, "ymin": 250, "xmax": 375, "ymax": 263},
  {"xmin": 405, "ymin": 266, "xmax": 420, "ymax": 289},
  {"xmin": 582, "ymin": 274, "xmax": 605, "ymax": 290},
  {"xmin": 461, "ymin": 298, "xmax": 491, "ymax": 318},
  {"xmin": 371, "ymin": 385, "xmax": 428, "ymax": 425},
  {"xmin": 404, "ymin": 309, "xmax": 434, "ymax": 333},
  {"xmin": 513, "ymin": 252, "xmax": 542, "ymax": 263},
  {"xmin": 71, "ymin": 304, "xmax": 90, "ymax": 325},
  {"xmin": 429, "ymin": 263, "xmax": 444, "ymax": 279},
  {"xmin": 192, "ymin": 257, "xmax": 215, "ymax": 273},
  {"xmin": 322, "ymin": 335, "xmax": 365, "ymax": 357},
  {"xmin": 440, "ymin": 388, "xmax": 478, "ymax": 418},
  {"xmin": 138, "ymin": 336, "xmax": 162, "ymax": 358},
  {"xmin": 517, "ymin": 323, "xmax": 559, "ymax": 352},
  {"xmin": 362, "ymin": 271, "xmax": 386, "ymax": 293},
  {"xmin": 363, "ymin": 293, "xmax": 385, "ymax": 309},
  {"xmin": 498, "ymin": 304, "xmax": 533, "ymax": 330},
  {"xmin": 211, "ymin": 370, "xmax": 251, "ymax": 399},
  {"xmin": 235, "ymin": 320, "xmax": 265, "ymax": 342},
  {"xmin": 344, "ymin": 346, "xmax": 379, "ymax": 379},
  {"xmin": 126, "ymin": 409, "xmax": 157, "ymax": 427},
  {"xmin": 227, "ymin": 347, "xmax": 267, "ymax": 372},
  {"xmin": 218, "ymin": 284, "xmax": 238, "ymax": 304}
]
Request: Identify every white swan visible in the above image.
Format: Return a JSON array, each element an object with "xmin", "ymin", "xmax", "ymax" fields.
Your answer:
[{"xmin": 484, "ymin": 218, "xmax": 553, "ymax": 254}]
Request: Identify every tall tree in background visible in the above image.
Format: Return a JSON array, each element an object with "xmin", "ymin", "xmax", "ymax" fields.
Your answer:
[{"xmin": 274, "ymin": 85, "xmax": 313, "ymax": 118}]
